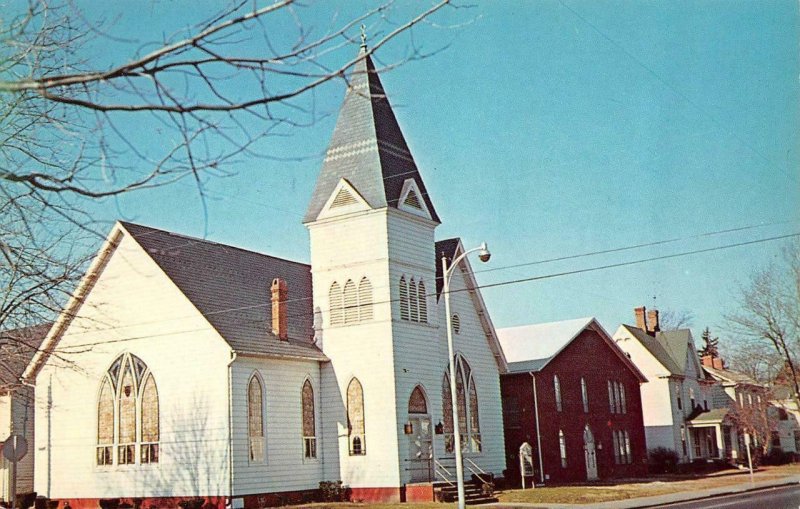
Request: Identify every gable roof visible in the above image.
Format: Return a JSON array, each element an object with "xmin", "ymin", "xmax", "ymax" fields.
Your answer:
[
  {"xmin": 304, "ymin": 47, "xmax": 439, "ymax": 223},
  {"xmin": 499, "ymin": 318, "xmax": 647, "ymax": 382},
  {"xmin": 0, "ymin": 323, "xmax": 51, "ymax": 391},
  {"xmin": 120, "ymin": 222, "xmax": 325, "ymax": 361},
  {"xmin": 703, "ymin": 365, "xmax": 762, "ymax": 387},
  {"xmin": 618, "ymin": 324, "xmax": 685, "ymax": 376}
]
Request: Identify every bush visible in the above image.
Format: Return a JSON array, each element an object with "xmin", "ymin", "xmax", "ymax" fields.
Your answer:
[
  {"xmin": 763, "ymin": 448, "xmax": 794, "ymax": 466},
  {"xmin": 648, "ymin": 447, "xmax": 679, "ymax": 474},
  {"xmin": 318, "ymin": 481, "xmax": 349, "ymax": 502}
]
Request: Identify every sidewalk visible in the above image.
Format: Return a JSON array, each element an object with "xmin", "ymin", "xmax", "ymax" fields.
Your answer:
[{"xmin": 489, "ymin": 473, "xmax": 800, "ymax": 508}]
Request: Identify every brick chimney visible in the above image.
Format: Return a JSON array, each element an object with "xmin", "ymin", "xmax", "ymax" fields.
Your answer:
[
  {"xmin": 701, "ymin": 355, "xmax": 725, "ymax": 370},
  {"xmin": 634, "ymin": 306, "xmax": 647, "ymax": 331},
  {"xmin": 271, "ymin": 278, "xmax": 288, "ymax": 341},
  {"xmin": 646, "ymin": 309, "xmax": 660, "ymax": 334}
]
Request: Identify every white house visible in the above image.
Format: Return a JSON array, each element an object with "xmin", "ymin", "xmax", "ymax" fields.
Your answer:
[
  {"xmin": 613, "ymin": 307, "xmax": 719, "ymax": 463},
  {"xmin": 1, "ymin": 324, "xmax": 50, "ymax": 506},
  {"xmin": 23, "ymin": 46, "xmax": 506, "ymax": 509}
]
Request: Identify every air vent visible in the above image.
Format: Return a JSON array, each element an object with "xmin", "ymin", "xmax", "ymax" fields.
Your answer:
[
  {"xmin": 331, "ymin": 188, "xmax": 357, "ymax": 208},
  {"xmin": 403, "ymin": 189, "xmax": 422, "ymax": 209}
]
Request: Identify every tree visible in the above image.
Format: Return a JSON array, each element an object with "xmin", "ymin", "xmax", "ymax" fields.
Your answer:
[
  {"xmin": 0, "ymin": 0, "xmax": 459, "ymax": 389},
  {"xmin": 727, "ymin": 389, "xmax": 778, "ymax": 465},
  {"xmin": 658, "ymin": 308, "xmax": 695, "ymax": 331},
  {"xmin": 725, "ymin": 241, "xmax": 800, "ymax": 405},
  {"xmin": 697, "ymin": 327, "xmax": 720, "ymax": 359}
]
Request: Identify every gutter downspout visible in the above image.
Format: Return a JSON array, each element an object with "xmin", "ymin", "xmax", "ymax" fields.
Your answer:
[
  {"xmin": 530, "ymin": 373, "xmax": 545, "ymax": 485},
  {"xmin": 227, "ymin": 351, "xmax": 238, "ymax": 508}
]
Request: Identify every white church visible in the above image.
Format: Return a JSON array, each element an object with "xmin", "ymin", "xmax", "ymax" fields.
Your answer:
[{"xmin": 22, "ymin": 46, "xmax": 507, "ymax": 508}]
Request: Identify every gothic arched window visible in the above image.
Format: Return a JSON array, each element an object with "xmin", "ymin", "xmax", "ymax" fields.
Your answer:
[
  {"xmin": 409, "ymin": 385, "xmax": 427, "ymax": 414},
  {"xmin": 581, "ymin": 377, "xmax": 589, "ymax": 413},
  {"xmin": 417, "ymin": 280, "xmax": 428, "ymax": 323},
  {"xmin": 409, "ymin": 279, "xmax": 419, "ymax": 322},
  {"xmin": 343, "ymin": 279, "xmax": 358, "ymax": 324},
  {"xmin": 347, "ymin": 378, "xmax": 366, "ymax": 455},
  {"xmin": 399, "ymin": 276, "xmax": 409, "ymax": 320},
  {"xmin": 554, "ymin": 375, "xmax": 562, "ymax": 412},
  {"xmin": 358, "ymin": 277, "xmax": 373, "ymax": 321},
  {"xmin": 248, "ymin": 374, "xmax": 265, "ymax": 462},
  {"xmin": 442, "ymin": 355, "xmax": 482, "ymax": 453},
  {"xmin": 96, "ymin": 353, "xmax": 159, "ymax": 466},
  {"xmin": 302, "ymin": 379, "xmax": 316, "ymax": 459},
  {"xmin": 329, "ymin": 282, "xmax": 343, "ymax": 325}
]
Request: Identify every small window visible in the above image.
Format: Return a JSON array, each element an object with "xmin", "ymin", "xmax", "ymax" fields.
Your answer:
[
  {"xmin": 619, "ymin": 383, "xmax": 627, "ymax": 414},
  {"xmin": 248, "ymin": 375, "xmax": 265, "ymax": 462},
  {"xmin": 704, "ymin": 399, "xmax": 709, "ymax": 411},
  {"xmin": 302, "ymin": 380, "xmax": 316, "ymax": 459},
  {"xmin": 614, "ymin": 381, "xmax": 622, "ymax": 414},
  {"xmin": 343, "ymin": 279, "xmax": 358, "ymax": 324},
  {"xmin": 624, "ymin": 430, "xmax": 632, "ymax": 464},
  {"xmin": 409, "ymin": 279, "xmax": 419, "ymax": 322},
  {"xmin": 329, "ymin": 282, "xmax": 343, "ymax": 325},
  {"xmin": 358, "ymin": 277, "xmax": 373, "ymax": 321},
  {"xmin": 403, "ymin": 189, "xmax": 422, "ymax": 209},
  {"xmin": 409, "ymin": 386, "xmax": 427, "ymax": 414},
  {"xmin": 399, "ymin": 276, "xmax": 409, "ymax": 321},
  {"xmin": 690, "ymin": 388, "xmax": 696, "ymax": 410},
  {"xmin": 417, "ymin": 280, "xmax": 428, "ymax": 323},
  {"xmin": 613, "ymin": 431, "xmax": 620, "ymax": 464},
  {"xmin": 608, "ymin": 380, "xmax": 615, "ymax": 413},
  {"xmin": 779, "ymin": 408, "xmax": 789, "ymax": 421},
  {"xmin": 347, "ymin": 378, "xmax": 366, "ymax": 456},
  {"xmin": 677, "ymin": 396, "xmax": 683, "ymax": 411},
  {"xmin": 554, "ymin": 375, "xmax": 562, "ymax": 412},
  {"xmin": 559, "ymin": 430, "xmax": 567, "ymax": 468},
  {"xmin": 581, "ymin": 377, "xmax": 589, "ymax": 413},
  {"xmin": 771, "ymin": 431, "xmax": 781, "ymax": 448},
  {"xmin": 452, "ymin": 314, "xmax": 461, "ymax": 335}
]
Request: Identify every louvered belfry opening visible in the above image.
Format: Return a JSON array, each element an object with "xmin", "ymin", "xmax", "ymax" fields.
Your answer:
[{"xmin": 271, "ymin": 278, "xmax": 288, "ymax": 340}]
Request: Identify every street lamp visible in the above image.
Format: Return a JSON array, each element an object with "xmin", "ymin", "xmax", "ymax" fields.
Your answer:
[{"xmin": 442, "ymin": 242, "xmax": 490, "ymax": 509}]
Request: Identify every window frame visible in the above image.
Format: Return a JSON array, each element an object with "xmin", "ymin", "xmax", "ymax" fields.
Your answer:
[{"xmin": 247, "ymin": 372, "xmax": 266, "ymax": 463}]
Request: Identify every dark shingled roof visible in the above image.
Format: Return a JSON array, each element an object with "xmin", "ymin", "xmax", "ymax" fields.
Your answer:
[
  {"xmin": 121, "ymin": 222, "xmax": 325, "ymax": 361},
  {"xmin": 620, "ymin": 324, "xmax": 684, "ymax": 375},
  {"xmin": 0, "ymin": 323, "xmax": 52, "ymax": 390},
  {"xmin": 435, "ymin": 238, "xmax": 462, "ymax": 298},
  {"xmin": 304, "ymin": 48, "xmax": 440, "ymax": 223}
]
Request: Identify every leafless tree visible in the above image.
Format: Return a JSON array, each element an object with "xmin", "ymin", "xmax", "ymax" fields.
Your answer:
[
  {"xmin": 0, "ymin": 0, "xmax": 460, "ymax": 388},
  {"xmin": 727, "ymin": 391, "xmax": 778, "ymax": 465},
  {"xmin": 658, "ymin": 309, "xmax": 695, "ymax": 331},
  {"xmin": 725, "ymin": 241, "xmax": 800, "ymax": 405}
]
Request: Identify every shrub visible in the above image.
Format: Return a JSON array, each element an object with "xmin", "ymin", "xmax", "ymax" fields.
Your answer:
[
  {"xmin": 648, "ymin": 447, "xmax": 679, "ymax": 474},
  {"xmin": 763, "ymin": 448, "xmax": 794, "ymax": 465},
  {"xmin": 319, "ymin": 481, "xmax": 349, "ymax": 502}
]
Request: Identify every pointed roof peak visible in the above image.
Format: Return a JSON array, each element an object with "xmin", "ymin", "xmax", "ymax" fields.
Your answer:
[{"xmin": 304, "ymin": 47, "xmax": 440, "ymax": 224}]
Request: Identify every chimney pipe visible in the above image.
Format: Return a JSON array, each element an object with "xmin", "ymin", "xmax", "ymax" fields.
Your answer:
[
  {"xmin": 646, "ymin": 309, "xmax": 660, "ymax": 334},
  {"xmin": 634, "ymin": 306, "xmax": 647, "ymax": 331},
  {"xmin": 271, "ymin": 278, "xmax": 288, "ymax": 341}
]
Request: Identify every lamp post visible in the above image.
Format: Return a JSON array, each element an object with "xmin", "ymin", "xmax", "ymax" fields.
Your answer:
[{"xmin": 442, "ymin": 242, "xmax": 491, "ymax": 509}]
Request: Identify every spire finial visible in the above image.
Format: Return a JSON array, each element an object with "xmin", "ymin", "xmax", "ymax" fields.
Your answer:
[{"xmin": 360, "ymin": 24, "xmax": 367, "ymax": 49}]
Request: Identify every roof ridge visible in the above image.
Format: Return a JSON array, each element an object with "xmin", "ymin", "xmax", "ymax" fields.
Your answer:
[{"xmin": 119, "ymin": 221, "xmax": 310, "ymax": 268}]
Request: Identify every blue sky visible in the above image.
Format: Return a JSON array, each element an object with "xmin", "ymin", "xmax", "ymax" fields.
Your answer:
[{"xmin": 66, "ymin": 1, "xmax": 799, "ymax": 345}]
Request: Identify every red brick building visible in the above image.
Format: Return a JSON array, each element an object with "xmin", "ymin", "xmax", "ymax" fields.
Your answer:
[{"xmin": 498, "ymin": 318, "xmax": 648, "ymax": 485}]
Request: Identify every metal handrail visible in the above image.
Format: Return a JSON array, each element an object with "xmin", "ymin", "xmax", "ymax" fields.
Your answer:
[
  {"xmin": 464, "ymin": 458, "xmax": 492, "ymax": 486},
  {"xmin": 434, "ymin": 458, "xmax": 456, "ymax": 487}
]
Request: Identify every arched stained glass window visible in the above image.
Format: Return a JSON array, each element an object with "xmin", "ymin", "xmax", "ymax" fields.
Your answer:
[
  {"xmin": 329, "ymin": 282, "xmax": 343, "ymax": 325},
  {"xmin": 409, "ymin": 385, "xmax": 427, "ymax": 414},
  {"xmin": 96, "ymin": 353, "xmax": 159, "ymax": 466},
  {"xmin": 442, "ymin": 355, "xmax": 482, "ymax": 453},
  {"xmin": 347, "ymin": 378, "xmax": 366, "ymax": 455},
  {"xmin": 302, "ymin": 379, "xmax": 316, "ymax": 459},
  {"xmin": 97, "ymin": 378, "xmax": 114, "ymax": 465},
  {"xmin": 140, "ymin": 374, "xmax": 159, "ymax": 463},
  {"xmin": 248, "ymin": 375, "xmax": 265, "ymax": 462}
]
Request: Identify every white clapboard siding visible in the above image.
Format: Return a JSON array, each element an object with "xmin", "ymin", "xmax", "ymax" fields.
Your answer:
[
  {"xmin": 309, "ymin": 209, "xmax": 404, "ymax": 489},
  {"xmin": 230, "ymin": 356, "xmax": 322, "ymax": 495},
  {"xmin": 34, "ymin": 231, "xmax": 232, "ymax": 500}
]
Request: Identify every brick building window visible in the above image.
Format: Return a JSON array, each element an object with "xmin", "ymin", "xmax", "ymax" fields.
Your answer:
[
  {"xmin": 302, "ymin": 379, "xmax": 316, "ymax": 459},
  {"xmin": 559, "ymin": 430, "xmax": 567, "ymax": 468},
  {"xmin": 581, "ymin": 377, "xmax": 589, "ymax": 413},
  {"xmin": 554, "ymin": 375, "xmax": 562, "ymax": 412},
  {"xmin": 608, "ymin": 380, "xmax": 615, "ymax": 413},
  {"xmin": 96, "ymin": 353, "xmax": 159, "ymax": 466},
  {"xmin": 347, "ymin": 378, "xmax": 366, "ymax": 455}
]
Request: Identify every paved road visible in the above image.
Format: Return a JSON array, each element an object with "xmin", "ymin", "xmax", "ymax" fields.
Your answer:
[{"xmin": 650, "ymin": 484, "xmax": 800, "ymax": 509}]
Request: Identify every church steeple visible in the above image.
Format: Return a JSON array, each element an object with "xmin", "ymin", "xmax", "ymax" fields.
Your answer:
[{"xmin": 304, "ymin": 47, "xmax": 440, "ymax": 224}]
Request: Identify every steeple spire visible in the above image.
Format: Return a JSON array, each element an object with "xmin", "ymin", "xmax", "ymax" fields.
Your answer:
[{"xmin": 304, "ymin": 47, "xmax": 440, "ymax": 224}]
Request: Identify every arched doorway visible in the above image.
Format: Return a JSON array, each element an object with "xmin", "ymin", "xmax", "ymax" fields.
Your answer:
[
  {"xmin": 583, "ymin": 424, "xmax": 598, "ymax": 480},
  {"xmin": 407, "ymin": 385, "xmax": 432, "ymax": 481}
]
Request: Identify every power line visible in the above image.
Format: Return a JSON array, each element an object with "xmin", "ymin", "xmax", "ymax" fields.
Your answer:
[{"xmin": 52, "ymin": 231, "xmax": 799, "ymax": 351}]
